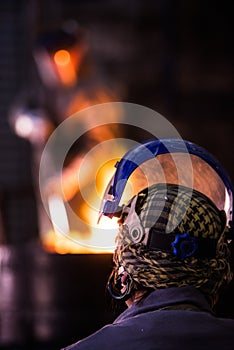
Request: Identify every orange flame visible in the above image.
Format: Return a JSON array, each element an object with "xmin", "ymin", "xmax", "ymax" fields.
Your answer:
[
  {"xmin": 42, "ymin": 156, "xmax": 120, "ymax": 254},
  {"xmin": 53, "ymin": 49, "xmax": 77, "ymax": 86}
]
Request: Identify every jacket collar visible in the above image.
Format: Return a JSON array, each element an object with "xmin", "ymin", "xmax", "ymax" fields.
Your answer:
[{"xmin": 114, "ymin": 286, "xmax": 212, "ymax": 323}]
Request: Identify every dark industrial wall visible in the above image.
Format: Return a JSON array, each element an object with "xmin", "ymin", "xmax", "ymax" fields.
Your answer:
[
  {"xmin": 34, "ymin": 0, "xmax": 234, "ymax": 178},
  {"xmin": 0, "ymin": 0, "xmax": 39, "ymax": 244}
]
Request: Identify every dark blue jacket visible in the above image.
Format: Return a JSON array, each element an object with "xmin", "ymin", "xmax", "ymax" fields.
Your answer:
[{"xmin": 62, "ymin": 286, "xmax": 234, "ymax": 349}]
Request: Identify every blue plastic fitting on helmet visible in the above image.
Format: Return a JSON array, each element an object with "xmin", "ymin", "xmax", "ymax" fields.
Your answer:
[{"xmin": 172, "ymin": 233, "xmax": 198, "ymax": 260}]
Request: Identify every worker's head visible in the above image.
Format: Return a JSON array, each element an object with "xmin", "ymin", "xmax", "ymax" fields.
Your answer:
[{"xmin": 99, "ymin": 139, "xmax": 233, "ymax": 306}]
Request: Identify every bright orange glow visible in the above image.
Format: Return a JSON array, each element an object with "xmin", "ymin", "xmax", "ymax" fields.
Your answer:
[
  {"xmin": 53, "ymin": 49, "xmax": 77, "ymax": 86},
  {"xmin": 54, "ymin": 49, "xmax": 71, "ymax": 66},
  {"xmin": 43, "ymin": 229, "xmax": 115, "ymax": 255},
  {"xmin": 41, "ymin": 103, "xmax": 127, "ymax": 254},
  {"xmin": 42, "ymin": 158, "xmax": 120, "ymax": 254},
  {"xmin": 61, "ymin": 157, "xmax": 83, "ymax": 201},
  {"xmin": 95, "ymin": 159, "xmax": 118, "ymax": 196}
]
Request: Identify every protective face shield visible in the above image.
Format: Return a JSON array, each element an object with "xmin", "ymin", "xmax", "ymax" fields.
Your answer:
[{"xmin": 99, "ymin": 139, "xmax": 233, "ymax": 300}]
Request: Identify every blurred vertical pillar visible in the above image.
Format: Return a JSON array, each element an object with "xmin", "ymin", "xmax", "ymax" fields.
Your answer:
[
  {"xmin": 0, "ymin": 0, "xmax": 39, "ymax": 244},
  {"xmin": 0, "ymin": 0, "xmax": 39, "ymax": 346},
  {"xmin": 0, "ymin": 244, "xmax": 34, "ymax": 345}
]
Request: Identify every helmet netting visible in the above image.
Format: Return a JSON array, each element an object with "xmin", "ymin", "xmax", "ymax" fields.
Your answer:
[{"xmin": 113, "ymin": 184, "xmax": 232, "ymax": 305}]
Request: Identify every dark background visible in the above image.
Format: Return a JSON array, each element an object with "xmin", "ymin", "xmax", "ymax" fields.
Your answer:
[{"xmin": 0, "ymin": 0, "xmax": 233, "ymax": 349}]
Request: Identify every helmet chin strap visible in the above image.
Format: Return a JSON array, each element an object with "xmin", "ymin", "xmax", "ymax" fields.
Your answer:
[{"xmin": 107, "ymin": 269, "xmax": 134, "ymax": 301}]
